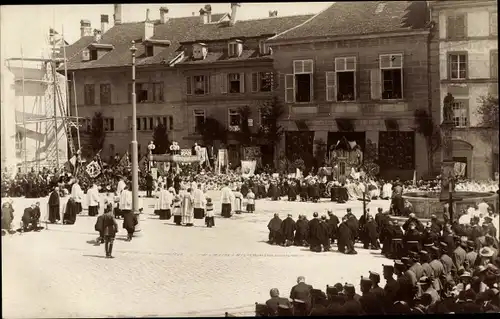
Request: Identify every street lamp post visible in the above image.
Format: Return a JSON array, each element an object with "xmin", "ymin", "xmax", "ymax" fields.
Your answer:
[{"xmin": 130, "ymin": 41, "xmax": 140, "ymax": 232}]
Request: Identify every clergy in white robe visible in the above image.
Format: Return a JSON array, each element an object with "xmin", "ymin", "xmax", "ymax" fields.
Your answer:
[
  {"xmin": 192, "ymin": 185, "xmax": 206, "ymax": 220},
  {"xmin": 157, "ymin": 185, "xmax": 174, "ymax": 220},
  {"xmin": 70, "ymin": 180, "xmax": 84, "ymax": 214},
  {"xmin": 181, "ymin": 189, "xmax": 194, "ymax": 226},
  {"xmin": 233, "ymin": 189, "xmax": 243, "ymax": 214},
  {"xmin": 221, "ymin": 184, "xmax": 234, "ymax": 218},
  {"xmin": 87, "ymin": 184, "xmax": 100, "ymax": 216},
  {"xmin": 381, "ymin": 182, "xmax": 393, "ymax": 200}
]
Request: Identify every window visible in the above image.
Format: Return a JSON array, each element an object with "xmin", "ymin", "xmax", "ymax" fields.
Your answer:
[
  {"xmin": 90, "ymin": 49, "xmax": 98, "ymax": 61},
  {"xmin": 377, "ymin": 54, "xmax": 403, "ymax": 100},
  {"xmin": 136, "ymin": 83, "xmax": 149, "ymax": 102},
  {"xmin": 193, "ymin": 110, "xmax": 205, "ymax": 134},
  {"xmin": 448, "ymin": 53, "xmax": 467, "ymax": 80},
  {"xmin": 228, "ymin": 41, "xmax": 242, "ymax": 57},
  {"xmin": 228, "ymin": 109, "xmax": 241, "ymax": 131},
  {"xmin": 99, "ymin": 84, "xmax": 111, "ymax": 105},
  {"xmin": 169, "ymin": 116, "xmax": 174, "ymax": 130},
  {"xmin": 259, "ymin": 40, "xmax": 270, "ymax": 55},
  {"xmin": 251, "ymin": 72, "xmax": 274, "ymax": 92},
  {"xmin": 334, "ymin": 57, "xmax": 356, "ymax": 101},
  {"xmin": 491, "ymin": 50, "xmax": 498, "ymax": 79},
  {"xmin": 153, "ymin": 83, "xmax": 164, "ymax": 102},
  {"xmin": 146, "ymin": 45, "xmax": 154, "ymax": 57},
  {"xmin": 451, "ymin": 100, "xmax": 468, "ymax": 128},
  {"xmin": 186, "ymin": 75, "xmax": 210, "ymax": 95},
  {"xmin": 103, "ymin": 118, "xmax": 114, "ymax": 131},
  {"xmin": 136, "ymin": 117, "xmax": 156, "ymax": 131},
  {"xmin": 84, "ymin": 84, "xmax": 95, "ymax": 105},
  {"xmin": 490, "ymin": 12, "xmax": 497, "ymax": 36},
  {"xmin": 285, "ymin": 60, "xmax": 314, "ymax": 103},
  {"xmin": 447, "ymin": 13, "xmax": 466, "ymax": 40},
  {"xmin": 228, "ymin": 73, "xmax": 245, "ymax": 93}
]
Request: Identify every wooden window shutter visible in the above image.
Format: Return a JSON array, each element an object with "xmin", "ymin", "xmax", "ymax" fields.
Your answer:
[
  {"xmin": 210, "ymin": 74, "xmax": 217, "ymax": 94},
  {"xmin": 491, "ymin": 50, "xmax": 498, "ymax": 79},
  {"xmin": 169, "ymin": 116, "xmax": 174, "ymax": 131},
  {"xmin": 285, "ymin": 74, "xmax": 295, "ymax": 103},
  {"xmin": 455, "ymin": 14, "xmax": 466, "ymax": 39},
  {"xmin": 186, "ymin": 76, "xmax": 192, "ymax": 95},
  {"xmin": 251, "ymin": 72, "xmax": 259, "ymax": 92},
  {"xmin": 239, "ymin": 72, "xmax": 245, "ymax": 93},
  {"xmin": 446, "ymin": 15, "xmax": 455, "ymax": 39},
  {"xmin": 310, "ymin": 73, "xmax": 314, "ymax": 102},
  {"xmin": 370, "ymin": 69, "xmax": 382, "ymax": 100},
  {"xmin": 220, "ymin": 73, "xmax": 228, "ymax": 94},
  {"xmin": 325, "ymin": 71, "xmax": 336, "ymax": 102},
  {"xmin": 147, "ymin": 83, "xmax": 154, "ymax": 102},
  {"xmin": 205, "ymin": 75, "xmax": 210, "ymax": 94}
]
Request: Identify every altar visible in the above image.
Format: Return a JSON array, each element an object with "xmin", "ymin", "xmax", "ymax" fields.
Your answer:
[{"xmin": 329, "ymin": 136, "xmax": 364, "ymax": 180}]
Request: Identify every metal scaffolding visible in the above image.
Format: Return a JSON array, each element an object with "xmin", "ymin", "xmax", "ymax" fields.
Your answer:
[{"xmin": 5, "ymin": 26, "xmax": 81, "ymax": 173}]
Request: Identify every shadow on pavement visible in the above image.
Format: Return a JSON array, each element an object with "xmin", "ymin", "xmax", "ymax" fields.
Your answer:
[{"xmin": 83, "ymin": 254, "xmax": 107, "ymax": 259}]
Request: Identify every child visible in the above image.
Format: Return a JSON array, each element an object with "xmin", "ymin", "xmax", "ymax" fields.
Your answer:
[
  {"xmin": 102, "ymin": 202, "xmax": 118, "ymax": 258},
  {"xmin": 233, "ymin": 188, "xmax": 243, "ymax": 214},
  {"xmin": 205, "ymin": 197, "xmax": 215, "ymax": 228},
  {"xmin": 172, "ymin": 196, "xmax": 182, "ymax": 226},
  {"xmin": 246, "ymin": 189, "xmax": 255, "ymax": 213}
]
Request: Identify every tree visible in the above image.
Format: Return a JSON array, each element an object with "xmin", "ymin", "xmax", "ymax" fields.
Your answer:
[
  {"xmin": 314, "ymin": 138, "xmax": 327, "ymax": 168},
  {"xmin": 361, "ymin": 139, "xmax": 380, "ymax": 177},
  {"xmin": 152, "ymin": 124, "xmax": 170, "ymax": 154},
  {"xmin": 476, "ymin": 94, "xmax": 499, "ymax": 129},
  {"xmin": 90, "ymin": 112, "xmax": 105, "ymax": 153},
  {"xmin": 257, "ymin": 96, "xmax": 285, "ymax": 163},
  {"xmin": 200, "ymin": 117, "xmax": 228, "ymax": 146},
  {"xmin": 236, "ymin": 105, "xmax": 254, "ymax": 146},
  {"xmin": 414, "ymin": 109, "xmax": 441, "ymax": 175}
]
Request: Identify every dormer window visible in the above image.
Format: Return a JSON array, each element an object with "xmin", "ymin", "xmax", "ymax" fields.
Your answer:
[
  {"xmin": 90, "ymin": 49, "xmax": 98, "ymax": 61},
  {"xmin": 228, "ymin": 40, "xmax": 243, "ymax": 57},
  {"xmin": 146, "ymin": 45, "xmax": 154, "ymax": 57},
  {"xmin": 192, "ymin": 43, "xmax": 208, "ymax": 60},
  {"xmin": 259, "ymin": 40, "xmax": 270, "ymax": 56}
]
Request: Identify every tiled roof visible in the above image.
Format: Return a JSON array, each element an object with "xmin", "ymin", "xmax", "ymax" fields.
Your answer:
[
  {"xmin": 178, "ymin": 49, "xmax": 272, "ymax": 65},
  {"xmin": 269, "ymin": 1, "xmax": 429, "ymax": 41},
  {"xmin": 62, "ymin": 13, "xmax": 313, "ymax": 71}
]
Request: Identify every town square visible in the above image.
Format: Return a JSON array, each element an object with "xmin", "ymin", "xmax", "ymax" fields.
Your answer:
[{"xmin": 1, "ymin": 1, "xmax": 499, "ymax": 317}]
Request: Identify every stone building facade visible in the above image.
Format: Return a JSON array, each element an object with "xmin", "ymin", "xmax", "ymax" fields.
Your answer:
[{"xmin": 429, "ymin": 0, "xmax": 498, "ymax": 180}]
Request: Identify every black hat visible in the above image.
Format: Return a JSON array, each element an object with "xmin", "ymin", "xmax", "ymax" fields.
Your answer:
[
  {"xmin": 430, "ymin": 246, "xmax": 440, "ymax": 253},
  {"xmin": 369, "ymin": 271, "xmax": 380, "ymax": 279},
  {"xmin": 401, "ymin": 257, "xmax": 411, "ymax": 264},
  {"xmin": 423, "ymin": 243, "xmax": 434, "ymax": 248},
  {"xmin": 419, "ymin": 251, "xmax": 429, "ymax": 256},
  {"xmin": 360, "ymin": 277, "xmax": 372, "ymax": 284},
  {"xmin": 383, "ymin": 265, "xmax": 395, "ymax": 272}
]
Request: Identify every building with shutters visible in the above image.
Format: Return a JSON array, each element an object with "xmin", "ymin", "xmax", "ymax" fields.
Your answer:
[
  {"xmin": 429, "ymin": 0, "xmax": 498, "ymax": 180},
  {"xmin": 60, "ymin": 4, "xmax": 313, "ymax": 164},
  {"xmin": 267, "ymin": 1, "xmax": 434, "ymax": 179}
]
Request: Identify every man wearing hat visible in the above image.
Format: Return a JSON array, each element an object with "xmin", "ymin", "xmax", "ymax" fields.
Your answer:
[
  {"xmin": 451, "ymin": 271, "xmax": 472, "ymax": 297},
  {"xmin": 453, "ymin": 237, "xmax": 468, "ymax": 271},
  {"xmin": 478, "ymin": 247, "xmax": 495, "ymax": 266},
  {"xmin": 382, "ymin": 265, "xmax": 399, "ymax": 306},
  {"xmin": 419, "ymin": 251, "xmax": 434, "ymax": 279},
  {"xmin": 408, "ymin": 252, "xmax": 424, "ymax": 281},
  {"xmin": 401, "ymin": 257, "xmax": 418, "ymax": 287},
  {"xmin": 429, "ymin": 246, "xmax": 445, "ymax": 292},
  {"xmin": 368, "ymin": 271, "xmax": 385, "ymax": 301},
  {"xmin": 417, "ymin": 276, "xmax": 440, "ymax": 305},
  {"xmin": 265, "ymin": 288, "xmax": 292, "ymax": 315},
  {"xmin": 345, "ymin": 209, "xmax": 359, "ymax": 243},
  {"xmin": 430, "ymin": 214, "xmax": 443, "ymax": 234},
  {"xmin": 341, "ymin": 283, "xmax": 363, "ymax": 315},
  {"xmin": 394, "ymin": 260, "xmax": 415, "ymax": 304},
  {"xmin": 464, "ymin": 240, "xmax": 478, "ymax": 271},
  {"xmin": 439, "ymin": 242, "xmax": 455, "ymax": 276},
  {"xmin": 359, "ymin": 277, "xmax": 384, "ymax": 314},
  {"xmin": 483, "ymin": 215, "xmax": 497, "ymax": 239}
]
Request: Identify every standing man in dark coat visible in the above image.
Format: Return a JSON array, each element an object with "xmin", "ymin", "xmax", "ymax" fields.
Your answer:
[
  {"xmin": 48, "ymin": 186, "xmax": 60, "ymax": 224},
  {"xmin": 102, "ymin": 203, "xmax": 118, "ymax": 258},
  {"xmin": 308, "ymin": 212, "xmax": 321, "ymax": 252},
  {"xmin": 383, "ymin": 265, "xmax": 400, "ymax": 307},
  {"xmin": 338, "ymin": 216, "xmax": 356, "ymax": 254},
  {"xmin": 145, "ymin": 172, "xmax": 153, "ymax": 197},
  {"xmin": 287, "ymin": 180, "xmax": 297, "ymax": 201},
  {"xmin": 280, "ymin": 214, "xmax": 296, "ymax": 246},
  {"xmin": 364, "ymin": 215, "xmax": 381, "ymax": 250},
  {"xmin": 294, "ymin": 215, "xmax": 309, "ymax": 246},
  {"xmin": 327, "ymin": 211, "xmax": 339, "ymax": 245},
  {"xmin": 173, "ymin": 174, "xmax": 181, "ymax": 195},
  {"xmin": 318, "ymin": 215, "xmax": 331, "ymax": 252},
  {"xmin": 267, "ymin": 213, "xmax": 283, "ymax": 245},
  {"xmin": 345, "ymin": 209, "xmax": 359, "ymax": 243}
]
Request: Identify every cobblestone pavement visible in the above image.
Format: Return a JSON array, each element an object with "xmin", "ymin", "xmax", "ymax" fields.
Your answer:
[{"xmin": 2, "ymin": 193, "xmax": 391, "ymax": 318}]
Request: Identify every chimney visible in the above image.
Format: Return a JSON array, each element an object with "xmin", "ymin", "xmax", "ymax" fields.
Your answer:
[
  {"xmin": 204, "ymin": 4, "xmax": 212, "ymax": 23},
  {"xmin": 101, "ymin": 14, "xmax": 109, "ymax": 33},
  {"xmin": 93, "ymin": 29, "xmax": 102, "ymax": 42},
  {"xmin": 159, "ymin": 6, "xmax": 169, "ymax": 24},
  {"xmin": 230, "ymin": 3, "xmax": 241, "ymax": 26},
  {"xmin": 144, "ymin": 9, "xmax": 154, "ymax": 39},
  {"xmin": 80, "ymin": 19, "xmax": 92, "ymax": 37},
  {"xmin": 269, "ymin": 10, "xmax": 278, "ymax": 17},
  {"xmin": 113, "ymin": 4, "xmax": 122, "ymax": 24}
]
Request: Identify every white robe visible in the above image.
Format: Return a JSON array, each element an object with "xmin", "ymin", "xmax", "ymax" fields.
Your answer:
[
  {"xmin": 192, "ymin": 189, "xmax": 206, "ymax": 209},
  {"xmin": 119, "ymin": 190, "xmax": 133, "ymax": 210},
  {"xmin": 71, "ymin": 183, "xmax": 83, "ymax": 203},
  {"xmin": 158, "ymin": 189, "xmax": 173, "ymax": 210},
  {"xmin": 87, "ymin": 187, "xmax": 100, "ymax": 207},
  {"xmin": 233, "ymin": 191, "xmax": 243, "ymax": 212},
  {"xmin": 382, "ymin": 183, "xmax": 393, "ymax": 199},
  {"xmin": 220, "ymin": 187, "xmax": 233, "ymax": 204},
  {"xmin": 181, "ymin": 193, "xmax": 194, "ymax": 224},
  {"xmin": 117, "ymin": 180, "xmax": 126, "ymax": 196}
]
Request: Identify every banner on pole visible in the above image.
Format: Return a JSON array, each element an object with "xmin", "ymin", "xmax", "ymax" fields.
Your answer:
[
  {"xmin": 86, "ymin": 161, "xmax": 101, "ymax": 178},
  {"xmin": 241, "ymin": 160, "xmax": 257, "ymax": 176}
]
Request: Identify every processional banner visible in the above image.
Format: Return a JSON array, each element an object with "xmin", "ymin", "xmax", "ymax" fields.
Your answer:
[
  {"xmin": 86, "ymin": 161, "xmax": 101, "ymax": 178},
  {"xmin": 241, "ymin": 160, "xmax": 257, "ymax": 176}
]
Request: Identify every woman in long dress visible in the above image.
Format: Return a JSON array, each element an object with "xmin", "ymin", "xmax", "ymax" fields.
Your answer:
[{"xmin": 181, "ymin": 187, "xmax": 194, "ymax": 226}]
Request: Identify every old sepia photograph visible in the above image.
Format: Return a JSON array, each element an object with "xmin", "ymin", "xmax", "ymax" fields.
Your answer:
[{"xmin": 1, "ymin": 1, "xmax": 499, "ymax": 317}]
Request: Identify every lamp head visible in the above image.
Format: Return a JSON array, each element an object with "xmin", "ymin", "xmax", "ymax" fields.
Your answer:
[{"xmin": 130, "ymin": 41, "xmax": 137, "ymax": 54}]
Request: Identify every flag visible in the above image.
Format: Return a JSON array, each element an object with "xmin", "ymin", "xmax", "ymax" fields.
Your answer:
[
  {"xmin": 86, "ymin": 161, "xmax": 101, "ymax": 178},
  {"xmin": 49, "ymin": 28, "xmax": 66, "ymax": 56},
  {"xmin": 95, "ymin": 149, "xmax": 104, "ymax": 169},
  {"xmin": 64, "ymin": 155, "xmax": 77, "ymax": 172},
  {"xmin": 118, "ymin": 152, "xmax": 131, "ymax": 168},
  {"xmin": 138, "ymin": 155, "xmax": 148, "ymax": 169},
  {"xmin": 413, "ymin": 170, "xmax": 417, "ymax": 186}
]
